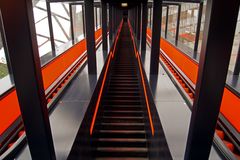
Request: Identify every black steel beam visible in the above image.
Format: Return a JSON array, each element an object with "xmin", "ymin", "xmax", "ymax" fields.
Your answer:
[
  {"xmin": 109, "ymin": 4, "xmax": 113, "ymax": 42},
  {"xmin": 194, "ymin": 2, "xmax": 203, "ymax": 52},
  {"xmin": 141, "ymin": 2, "xmax": 148, "ymax": 53},
  {"xmin": 137, "ymin": 4, "xmax": 141, "ymax": 46},
  {"xmin": 46, "ymin": 1, "xmax": 56, "ymax": 56},
  {"xmin": 150, "ymin": 0, "xmax": 162, "ymax": 75},
  {"xmin": 0, "ymin": 0, "xmax": 56, "ymax": 159},
  {"xmin": 84, "ymin": 0, "xmax": 97, "ymax": 74},
  {"xmin": 149, "ymin": 7, "xmax": 152, "ymax": 28},
  {"xmin": 95, "ymin": 7, "xmax": 98, "ymax": 29},
  {"xmin": 184, "ymin": 0, "xmax": 240, "ymax": 159},
  {"xmin": 135, "ymin": 6, "xmax": 138, "ymax": 35},
  {"xmin": 175, "ymin": 4, "xmax": 181, "ymax": 45},
  {"xmin": 233, "ymin": 43, "xmax": 240, "ymax": 75},
  {"xmin": 165, "ymin": 6, "xmax": 169, "ymax": 39},
  {"xmin": 82, "ymin": 5, "xmax": 86, "ymax": 37},
  {"xmin": 102, "ymin": 0, "xmax": 108, "ymax": 53},
  {"xmin": 69, "ymin": 4, "xmax": 74, "ymax": 44}
]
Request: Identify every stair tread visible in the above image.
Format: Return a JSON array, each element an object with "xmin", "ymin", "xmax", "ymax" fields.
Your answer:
[
  {"xmin": 96, "ymin": 138, "xmax": 147, "ymax": 143},
  {"xmin": 96, "ymin": 158, "xmax": 149, "ymax": 160},
  {"xmin": 97, "ymin": 147, "xmax": 148, "ymax": 152}
]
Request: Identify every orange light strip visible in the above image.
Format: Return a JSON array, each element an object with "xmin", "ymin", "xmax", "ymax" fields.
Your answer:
[
  {"xmin": 128, "ymin": 19, "xmax": 155, "ymax": 136},
  {"xmin": 90, "ymin": 51, "xmax": 112, "ymax": 135},
  {"xmin": 90, "ymin": 20, "xmax": 123, "ymax": 135}
]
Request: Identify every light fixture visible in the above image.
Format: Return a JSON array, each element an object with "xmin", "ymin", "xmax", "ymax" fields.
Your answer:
[{"xmin": 121, "ymin": 3, "xmax": 128, "ymax": 7}]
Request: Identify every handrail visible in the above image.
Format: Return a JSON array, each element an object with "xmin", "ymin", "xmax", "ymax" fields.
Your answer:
[
  {"xmin": 128, "ymin": 19, "xmax": 155, "ymax": 136},
  {"xmin": 90, "ymin": 20, "xmax": 123, "ymax": 135}
]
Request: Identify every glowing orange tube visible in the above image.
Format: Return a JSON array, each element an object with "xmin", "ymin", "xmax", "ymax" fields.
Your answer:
[
  {"xmin": 137, "ymin": 54, "xmax": 155, "ymax": 136},
  {"xmin": 128, "ymin": 20, "xmax": 155, "ymax": 136},
  {"xmin": 90, "ymin": 51, "xmax": 113, "ymax": 135}
]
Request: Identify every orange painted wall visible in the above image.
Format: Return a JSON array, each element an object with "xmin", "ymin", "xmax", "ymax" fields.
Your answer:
[
  {"xmin": 0, "ymin": 29, "xmax": 102, "ymax": 136},
  {"xmin": 147, "ymin": 28, "xmax": 240, "ymax": 132}
]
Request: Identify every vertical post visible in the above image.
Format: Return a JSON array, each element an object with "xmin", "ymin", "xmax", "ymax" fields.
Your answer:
[
  {"xmin": 194, "ymin": 2, "xmax": 203, "ymax": 53},
  {"xmin": 46, "ymin": 2, "xmax": 56, "ymax": 56},
  {"xmin": 150, "ymin": 0, "xmax": 162, "ymax": 75},
  {"xmin": 0, "ymin": 0, "xmax": 56, "ymax": 159},
  {"xmin": 137, "ymin": 4, "xmax": 142, "ymax": 46},
  {"xmin": 233, "ymin": 44, "xmax": 240, "ymax": 75},
  {"xmin": 141, "ymin": 2, "xmax": 148, "ymax": 53},
  {"xmin": 84, "ymin": 0, "xmax": 97, "ymax": 74},
  {"xmin": 175, "ymin": 4, "xmax": 181, "ymax": 45},
  {"xmin": 102, "ymin": 0, "xmax": 108, "ymax": 53},
  {"xmin": 112, "ymin": 7, "xmax": 115, "ymax": 36},
  {"xmin": 150, "ymin": 7, "xmax": 152, "ymax": 28},
  {"xmin": 135, "ymin": 7, "xmax": 138, "ymax": 35},
  {"xmin": 69, "ymin": 4, "xmax": 74, "ymax": 44},
  {"xmin": 82, "ymin": 5, "xmax": 86, "ymax": 37},
  {"xmin": 95, "ymin": 7, "xmax": 98, "ymax": 30},
  {"xmin": 184, "ymin": 0, "xmax": 240, "ymax": 159},
  {"xmin": 165, "ymin": 6, "xmax": 169, "ymax": 39},
  {"xmin": 109, "ymin": 4, "xmax": 113, "ymax": 42}
]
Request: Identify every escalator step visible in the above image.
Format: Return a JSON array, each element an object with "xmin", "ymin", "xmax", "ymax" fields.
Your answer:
[
  {"xmin": 93, "ymin": 138, "xmax": 147, "ymax": 148},
  {"xmin": 96, "ymin": 122, "xmax": 145, "ymax": 130},
  {"xmin": 106, "ymin": 91, "xmax": 141, "ymax": 96},
  {"xmin": 94, "ymin": 130, "xmax": 146, "ymax": 138},
  {"xmin": 96, "ymin": 158, "xmax": 149, "ymax": 160},
  {"xmin": 96, "ymin": 147, "xmax": 148, "ymax": 158},
  {"xmin": 223, "ymin": 140, "xmax": 234, "ymax": 152},
  {"xmin": 103, "ymin": 96, "xmax": 143, "ymax": 101},
  {"xmin": 103, "ymin": 111, "xmax": 144, "ymax": 117},
  {"xmin": 100, "ymin": 116, "xmax": 145, "ymax": 122},
  {"xmin": 102, "ymin": 100, "xmax": 143, "ymax": 105},
  {"xmin": 216, "ymin": 130, "xmax": 224, "ymax": 139}
]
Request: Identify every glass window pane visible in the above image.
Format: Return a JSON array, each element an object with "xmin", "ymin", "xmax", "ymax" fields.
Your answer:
[
  {"xmin": 178, "ymin": 3, "xmax": 199, "ymax": 50},
  {"xmin": 0, "ymin": 18, "xmax": 14, "ymax": 95},
  {"xmin": 50, "ymin": 2, "xmax": 72, "ymax": 54},
  {"xmin": 73, "ymin": 5, "xmax": 84, "ymax": 43},
  {"xmin": 167, "ymin": 5, "xmax": 178, "ymax": 42},
  {"xmin": 97, "ymin": 8, "xmax": 101, "ymax": 29},
  {"xmin": 229, "ymin": 9, "xmax": 240, "ymax": 72}
]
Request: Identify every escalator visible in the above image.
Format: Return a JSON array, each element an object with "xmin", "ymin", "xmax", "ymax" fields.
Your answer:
[
  {"xmin": 67, "ymin": 21, "xmax": 172, "ymax": 160},
  {"xmin": 92, "ymin": 25, "xmax": 148, "ymax": 159}
]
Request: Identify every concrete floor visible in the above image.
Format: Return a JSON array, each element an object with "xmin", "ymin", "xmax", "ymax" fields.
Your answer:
[
  {"xmin": 15, "ymin": 44, "xmax": 108, "ymax": 160},
  {"xmin": 142, "ymin": 45, "xmax": 221, "ymax": 160}
]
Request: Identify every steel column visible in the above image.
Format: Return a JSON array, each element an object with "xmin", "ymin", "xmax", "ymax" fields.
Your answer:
[
  {"xmin": 175, "ymin": 4, "xmax": 181, "ymax": 45},
  {"xmin": 84, "ymin": 0, "xmax": 97, "ymax": 74},
  {"xmin": 150, "ymin": 7, "xmax": 152, "ymax": 28},
  {"xmin": 165, "ymin": 6, "xmax": 169, "ymax": 39},
  {"xmin": 46, "ymin": 2, "xmax": 56, "ymax": 56},
  {"xmin": 184, "ymin": 0, "xmax": 240, "ymax": 159},
  {"xmin": 135, "ymin": 7, "xmax": 138, "ymax": 35},
  {"xmin": 95, "ymin": 7, "xmax": 98, "ymax": 29},
  {"xmin": 109, "ymin": 4, "xmax": 113, "ymax": 42},
  {"xmin": 112, "ymin": 7, "xmax": 115, "ymax": 36},
  {"xmin": 101, "ymin": 0, "xmax": 108, "ymax": 53},
  {"xmin": 69, "ymin": 4, "xmax": 74, "ymax": 44},
  {"xmin": 82, "ymin": 5, "xmax": 86, "ymax": 37},
  {"xmin": 0, "ymin": 0, "xmax": 56, "ymax": 159},
  {"xmin": 233, "ymin": 43, "xmax": 240, "ymax": 75},
  {"xmin": 137, "ymin": 4, "xmax": 142, "ymax": 46},
  {"xmin": 141, "ymin": 2, "xmax": 148, "ymax": 53},
  {"xmin": 194, "ymin": 2, "xmax": 203, "ymax": 53},
  {"xmin": 150, "ymin": 0, "xmax": 162, "ymax": 75}
]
